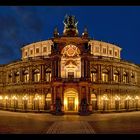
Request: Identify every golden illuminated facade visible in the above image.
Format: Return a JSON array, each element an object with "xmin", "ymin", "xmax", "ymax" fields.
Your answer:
[{"xmin": 0, "ymin": 15, "xmax": 140, "ymax": 115}]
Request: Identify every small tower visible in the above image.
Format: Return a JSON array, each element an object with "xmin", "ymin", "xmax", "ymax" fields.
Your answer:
[
  {"xmin": 63, "ymin": 15, "xmax": 79, "ymax": 37},
  {"xmin": 53, "ymin": 26, "xmax": 59, "ymax": 37}
]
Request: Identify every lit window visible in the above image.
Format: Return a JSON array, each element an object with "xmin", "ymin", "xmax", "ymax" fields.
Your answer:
[
  {"xmin": 45, "ymin": 69, "xmax": 51, "ymax": 82},
  {"xmin": 30, "ymin": 50, "xmax": 33, "ymax": 55},
  {"xmin": 103, "ymin": 48, "xmax": 106, "ymax": 54},
  {"xmin": 109, "ymin": 50, "xmax": 112, "ymax": 55},
  {"xmin": 33, "ymin": 70, "xmax": 40, "ymax": 82},
  {"xmin": 123, "ymin": 72, "xmax": 127, "ymax": 83},
  {"xmin": 115, "ymin": 51, "xmax": 118, "ymax": 56},
  {"xmin": 113, "ymin": 71, "xmax": 119, "ymax": 83},
  {"xmin": 25, "ymin": 51, "xmax": 28, "ymax": 56},
  {"xmin": 102, "ymin": 70, "xmax": 108, "ymax": 82},
  {"xmin": 36, "ymin": 48, "xmax": 39, "ymax": 53},
  {"xmin": 91, "ymin": 70, "xmax": 97, "ymax": 82},
  {"xmin": 95, "ymin": 46, "xmax": 99, "ymax": 53},
  {"xmin": 23, "ymin": 70, "xmax": 29, "ymax": 83},
  {"xmin": 43, "ymin": 47, "xmax": 47, "ymax": 52},
  {"xmin": 15, "ymin": 72, "xmax": 20, "ymax": 83}
]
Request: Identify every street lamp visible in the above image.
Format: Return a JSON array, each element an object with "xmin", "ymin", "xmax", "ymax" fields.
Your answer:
[
  {"xmin": 22, "ymin": 95, "xmax": 28, "ymax": 111},
  {"xmin": 115, "ymin": 95, "xmax": 120, "ymax": 111},
  {"xmin": 125, "ymin": 95, "xmax": 131, "ymax": 110},
  {"xmin": 12, "ymin": 96, "xmax": 17, "ymax": 111},
  {"xmin": 101, "ymin": 95, "xmax": 109, "ymax": 111},
  {"xmin": 0, "ymin": 96, "xmax": 3, "ymax": 108},
  {"xmin": 135, "ymin": 96, "xmax": 139, "ymax": 111},
  {"xmin": 5, "ymin": 96, "xmax": 9, "ymax": 109}
]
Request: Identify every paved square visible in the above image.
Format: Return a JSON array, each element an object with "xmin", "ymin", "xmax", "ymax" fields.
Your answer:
[{"xmin": 0, "ymin": 110, "xmax": 140, "ymax": 134}]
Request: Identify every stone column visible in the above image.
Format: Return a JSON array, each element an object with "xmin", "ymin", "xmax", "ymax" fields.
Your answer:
[
  {"xmin": 20, "ymin": 68, "xmax": 23, "ymax": 82},
  {"xmin": 97, "ymin": 64, "xmax": 101, "ymax": 83},
  {"xmin": 29, "ymin": 66, "xmax": 33, "ymax": 83},
  {"xmin": 81, "ymin": 58, "xmax": 84, "ymax": 79}
]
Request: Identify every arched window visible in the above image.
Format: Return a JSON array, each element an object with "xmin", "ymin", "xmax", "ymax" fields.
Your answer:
[
  {"xmin": 45, "ymin": 68, "xmax": 51, "ymax": 82},
  {"xmin": 102, "ymin": 69, "xmax": 109, "ymax": 82},
  {"xmin": 113, "ymin": 70, "xmax": 119, "ymax": 83},
  {"xmin": 91, "ymin": 68, "xmax": 97, "ymax": 82},
  {"xmin": 15, "ymin": 71, "xmax": 20, "ymax": 83},
  {"xmin": 33, "ymin": 69, "xmax": 40, "ymax": 82},
  {"xmin": 123, "ymin": 71, "xmax": 127, "ymax": 83},
  {"xmin": 23, "ymin": 70, "xmax": 29, "ymax": 83}
]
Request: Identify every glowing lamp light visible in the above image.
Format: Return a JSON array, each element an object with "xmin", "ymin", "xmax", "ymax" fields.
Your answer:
[
  {"xmin": 75, "ymin": 99, "xmax": 78, "ymax": 105},
  {"xmin": 5, "ymin": 96, "xmax": 8, "ymax": 100},
  {"xmin": 115, "ymin": 96, "xmax": 120, "ymax": 101},
  {"xmin": 101, "ymin": 95, "xmax": 109, "ymax": 101},
  {"xmin": 22, "ymin": 96, "xmax": 28, "ymax": 100},
  {"xmin": 125, "ymin": 96, "xmax": 131, "ymax": 100},
  {"xmin": 12, "ymin": 96, "xmax": 17, "ymax": 100},
  {"xmin": 0, "ymin": 96, "xmax": 3, "ymax": 100},
  {"xmin": 135, "ymin": 96, "xmax": 139, "ymax": 100},
  {"xmin": 34, "ymin": 95, "xmax": 41, "ymax": 100},
  {"xmin": 64, "ymin": 98, "xmax": 67, "ymax": 106}
]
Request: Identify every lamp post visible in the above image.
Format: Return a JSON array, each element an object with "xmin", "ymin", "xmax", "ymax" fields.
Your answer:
[
  {"xmin": 12, "ymin": 96, "xmax": 17, "ymax": 111},
  {"xmin": 125, "ymin": 96, "xmax": 131, "ymax": 111},
  {"xmin": 5, "ymin": 96, "xmax": 8, "ymax": 109},
  {"xmin": 22, "ymin": 95, "xmax": 28, "ymax": 111},
  {"xmin": 102, "ymin": 95, "xmax": 109, "ymax": 111},
  {"xmin": 135, "ymin": 96, "xmax": 139, "ymax": 111},
  {"xmin": 115, "ymin": 95, "xmax": 120, "ymax": 111}
]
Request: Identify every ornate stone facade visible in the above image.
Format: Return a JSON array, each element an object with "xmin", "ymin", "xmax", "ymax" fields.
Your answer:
[{"xmin": 0, "ymin": 15, "xmax": 140, "ymax": 115}]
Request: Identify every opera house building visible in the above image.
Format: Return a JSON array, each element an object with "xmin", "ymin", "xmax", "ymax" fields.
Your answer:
[{"xmin": 0, "ymin": 15, "xmax": 140, "ymax": 115}]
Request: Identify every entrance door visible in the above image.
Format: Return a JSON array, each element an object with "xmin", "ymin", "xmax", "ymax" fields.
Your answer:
[{"xmin": 68, "ymin": 97, "xmax": 75, "ymax": 111}]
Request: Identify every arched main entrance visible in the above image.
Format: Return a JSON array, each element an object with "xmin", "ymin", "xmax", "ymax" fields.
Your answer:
[{"xmin": 64, "ymin": 88, "xmax": 78, "ymax": 112}]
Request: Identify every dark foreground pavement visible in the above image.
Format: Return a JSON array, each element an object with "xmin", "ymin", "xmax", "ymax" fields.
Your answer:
[{"xmin": 0, "ymin": 110, "xmax": 140, "ymax": 134}]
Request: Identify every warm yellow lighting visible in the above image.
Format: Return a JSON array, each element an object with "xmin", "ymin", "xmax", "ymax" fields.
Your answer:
[
  {"xmin": 101, "ymin": 95, "xmax": 109, "ymax": 101},
  {"xmin": 34, "ymin": 95, "xmax": 41, "ymax": 100},
  {"xmin": 125, "ymin": 96, "xmax": 131, "ymax": 100},
  {"xmin": 5, "ymin": 96, "xmax": 8, "ymax": 100},
  {"xmin": 64, "ymin": 98, "xmax": 67, "ymax": 106},
  {"xmin": 75, "ymin": 98, "xmax": 78, "ymax": 105},
  {"xmin": 0, "ymin": 96, "xmax": 3, "ymax": 100},
  {"xmin": 22, "ymin": 96, "xmax": 28, "ymax": 100},
  {"xmin": 115, "ymin": 95, "xmax": 120, "ymax": 101},
  {"xmin": 135, "ymin": 96, "xmax": 139, "ymax": 100},
  {"xmin": 12, "ymin": 96, "xmax": 17, "ymax": 100}
]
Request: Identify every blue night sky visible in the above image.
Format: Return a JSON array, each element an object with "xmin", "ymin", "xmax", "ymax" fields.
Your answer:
[{"xmin": 0, "ymin": 6, "xmax": 140, "ymax": 65}]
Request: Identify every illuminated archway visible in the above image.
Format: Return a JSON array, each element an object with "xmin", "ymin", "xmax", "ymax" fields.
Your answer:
[
  {"xmin": 61, "ymin": 44, "xmax": 81, "ymax": 79},
  {"xmin": 64, "ymin": 88, "xmax": 78, "ymax": 112}
]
